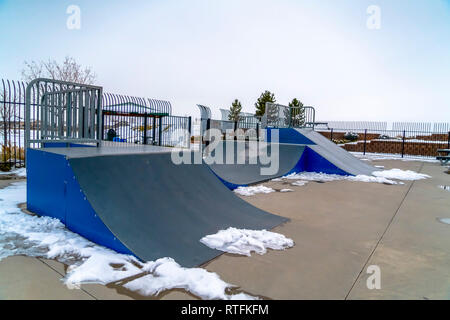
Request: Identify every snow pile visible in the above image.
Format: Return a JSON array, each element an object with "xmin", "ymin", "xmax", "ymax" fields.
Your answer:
[
  {"xmin": 280, "ymin": 189, "xmax": 293, "ymax": 192},
  {"xmin": 0, "ymin": 182, "xmax": 254, "ymax": 300},
  {"xmin": 373, "ymin": 168, "xmax": 430, "ymax": 180},
  {"xmin": 234, "ymin": 185, "xmax": 275, "ymax": 196},
  {"xmin": 123, "ymin": 258, "xmax": 254, "ymax": 300},
  {"xmin": 438, "ymin": 218, "xmax": 450, "ymax": 225},
  {"xmin": 200, "ymin": 227, "xmax": 294, "ymax": 256},
  {"xmin": 291, "ymin": 180, "xmax": 308, "ymax": 187},
  {"xmin": 284, "ymin": 172, "xmax": 397, "ymax": 185},
  {"xmin": 283, "ymin": 168, "xmax": 430, "ymax": 185}
]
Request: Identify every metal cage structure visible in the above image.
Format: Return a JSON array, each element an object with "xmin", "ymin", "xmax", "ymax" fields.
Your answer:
[
  {"xmin": 263, "ymin": 102, "xmax": 316, "ymax": 129},
  {"xmin": 25, "ymin": 78, "xmax": 103, "ymax": 149}
]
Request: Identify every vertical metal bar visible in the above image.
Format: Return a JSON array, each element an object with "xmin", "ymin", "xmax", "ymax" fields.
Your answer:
[
  {"xmin": 143, "ymin": 113, "xmax": 148, "ymax": 145},
  {"xmin": 205, "ymin": 118, "xmax": 211, "ymax": 148},
  {"xmin": 97, "ymin": 88, "xmax": 103, "ymax": 146},
  {"xmin": 401, "ymin": 130, "xmax": 406, "ymax": 158},
  {"xmin": 256, "ymin": 122, "xmax": 260, "ymax": 141},
  {"xmin": 187, "ymin": 116, "xmax": 192, "ymax": 149},
  {"xmin": 363, "ymin": 129, "xmax": 367, "ymax": 155},
  {"xmin": 448, "ymin": 131, "xmax": 450, "ymax": 149},
  {"xmin": 158, "ymin": 117, "xmax": 162, "ymax": 146},
  {"xmin": 152, "ymin": 117, "xmax": 156, "ymax": 145},
  {"xmin": 330, "ymin": 128, "xmax": 333, "ymax": 141}
]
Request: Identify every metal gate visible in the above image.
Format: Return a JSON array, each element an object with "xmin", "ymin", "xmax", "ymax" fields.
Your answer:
[{"xmin": 25, "ymin": 78, "xmax": 103, "ymax": 149}]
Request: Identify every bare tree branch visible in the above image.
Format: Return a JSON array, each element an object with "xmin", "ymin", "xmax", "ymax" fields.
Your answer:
[{"xmin": 22, "ymin": 56, "xmax": 97, "ymax": 84}]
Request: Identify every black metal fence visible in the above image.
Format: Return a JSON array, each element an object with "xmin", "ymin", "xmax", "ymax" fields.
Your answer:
[
  {"xmin": 0, "ymin": 79, "xmax": 191, "ymax": 170},
  {"xmin": 318, "ymin": 128, "xmax": 450, "ymax": 159}
]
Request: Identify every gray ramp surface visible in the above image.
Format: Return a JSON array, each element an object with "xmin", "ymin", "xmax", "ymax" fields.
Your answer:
[
  {"xmin": 207, "ymin": 142, "xmax": 305, "ymax": 186},
  {"xmin": 68, "ymin": 150, "xmax": 287, "ymax": 267},
  {"xmin": 296, "ymin": 128, "xmax": 380, "ymax": 176}
]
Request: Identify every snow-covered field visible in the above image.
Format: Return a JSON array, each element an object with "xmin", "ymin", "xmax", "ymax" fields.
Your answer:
[{"xmin": 0, "ymin": 181, "xmax": 294, "ymax": 300}]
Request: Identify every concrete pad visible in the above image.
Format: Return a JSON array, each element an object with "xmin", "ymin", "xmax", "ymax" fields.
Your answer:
[
  {"xmin": 0, "ymin": 256, "xmax": 93, "ymax": 300},
  {"xmin": 202, "ymin": 161, "xmax": 426, "ymax": 299},
  {"xmin": 348, "ymin": 162, "xmax": 450, "ymax": 299},
  {"xmin": 37, "ymin": 258, "xmax": 134, "ymax": 300}
]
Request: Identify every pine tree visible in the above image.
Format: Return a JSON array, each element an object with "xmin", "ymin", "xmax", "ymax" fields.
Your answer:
[
  {"xmin": 255, "ymin": 91, "xmax": 276, "ymax": 117},
  {"xmin": 288, "ymin": 98, "xmax": 305, "ymax": 127},
  {"xmin": 228, "ymin": 99, "xmax": 242, "ymax": 121}
]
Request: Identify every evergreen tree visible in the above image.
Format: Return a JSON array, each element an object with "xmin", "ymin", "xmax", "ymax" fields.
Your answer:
[
  {"xmin": 255, "ymin": 90, "xmax": 276, "ymax": 117},
  {"xmin": 228, "ymin": 99, "xmax": 242, "ymax": 121},
  {"xmin": 288, "ymin": 98, "xmax": 305, "ymax": 127}
]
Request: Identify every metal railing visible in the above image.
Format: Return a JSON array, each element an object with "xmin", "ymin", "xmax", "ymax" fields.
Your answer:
[
  {"xmin": 0, "ymin": 78, "xmax": 190, "ymax": 170},
  {"xmin": 318, "ymin": 127, "xmax": 450, "ymax": 159},
  {"xmin": 263, "ymin": 102, "xmax": 316, "ymax": 128},
  {"xmin": 25, "ymin": 78, "xmax": 103, "ymax": 149}
]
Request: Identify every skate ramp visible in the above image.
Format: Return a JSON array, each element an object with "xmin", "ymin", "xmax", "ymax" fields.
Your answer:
[{"xmin": 27, "ymin": 146, "xmax": 288, "ymax": 267}]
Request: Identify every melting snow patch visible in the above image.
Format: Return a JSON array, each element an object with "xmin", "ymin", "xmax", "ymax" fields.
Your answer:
[
  {"xmin": 283, "ymin": 172, "xmax": 400, "ymax": 185},
  {"xmin": 373, "ymin": 169, "xmax": 430, "ymax": 180},
  {"xmin": 280, "ymin": 189, "xmax": 293, "ymax": 192},
  {"xmin": 291, "ymin": 180, "xmax": 308, "ymax": 187},
  {"xmin": 437, "ymin": 218, "xmax": 450, "ymax": 225},
  {"xmin": 200, "ymin": 227, "xmax": 294, "ymax": 256},
  {"xmin": 0, "ymin": 168, "xmax": 26, "ymax": 177},
  {"xmin": 234, "ymin": 185, "xmax": 275, "ymax": 196},
  {"xmin": 0, "ymin": 182, "xmax": 255, "ymax": 300}
]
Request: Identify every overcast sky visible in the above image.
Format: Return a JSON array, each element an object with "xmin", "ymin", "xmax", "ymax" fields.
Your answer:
[{"xmin": 0, "ymin": 0, "xmax": 449, "ymax": 121}]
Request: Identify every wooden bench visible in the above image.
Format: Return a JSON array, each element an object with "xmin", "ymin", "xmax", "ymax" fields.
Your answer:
[{"xmin": 437, "ymin": 149, "xmax": 450, "ymax": 165}]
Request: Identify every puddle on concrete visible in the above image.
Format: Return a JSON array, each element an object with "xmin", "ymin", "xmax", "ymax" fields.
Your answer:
[
  {"xmin": 437, "ymin": 218, "xmax": 450, "ymax": 225},
  {"xmin": 438, "ymin": 185, "xmax": 450, "ymax": 192}
]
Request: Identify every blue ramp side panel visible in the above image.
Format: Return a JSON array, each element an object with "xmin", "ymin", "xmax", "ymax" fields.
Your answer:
[
  {"xmin": 289, "ymin": 147, "xmax": 350, "ymax": 176},
  {"xmin": 26, "ymin": 149, "xmax": 133, "ymax": 256},
  {"xmin": 265, "ymin": 128, "xmax": 316, "ymax": 145}
]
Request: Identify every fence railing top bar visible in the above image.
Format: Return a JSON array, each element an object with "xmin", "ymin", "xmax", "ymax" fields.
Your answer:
[{"xmin": 25, "ymin": 78, "xmax": 103, "ymax": 90}]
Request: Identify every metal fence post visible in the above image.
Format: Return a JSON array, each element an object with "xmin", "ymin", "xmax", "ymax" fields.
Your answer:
[
  {"xmin": 234, "ymin": 121, "xmax": 238, "ymax": 141},
  {"xmin": 188, "ymin": 116, "xmax": 192, "ymax": 149},
  {"xmin": 158, "ymin": 117, "xmax": 163, "ymax": 146},
  {"xmin": 330, "ymin": 128, "xmax": 333, "ymax": 141},
  {"xmin": 143, "ymin": 113, "xmax": 148, "ymax": 145},
  {"xmin": 448, "ymin": 131, "xmax": 450, "ymax": 149},
  {"xmin": 101, "ymin": 112, "xmax": 105, "ymax": 142},
  {"xmin": 401, "ymin": 130, "xmax": 406, "ymax": 158},
  {"xmin": 152, "ymin": 117, "xmax": 156, "ymax": 145},
  {"xmin": 256, "ymin": 123, "xmax": 260, "ymax": 141},
  {"xmin": 205, "ymin": 118, "xmax": 211, "ymax": 148},
  {"xmin": 363, "ymin": 129, "xmax": 367, "ymax": 155}
]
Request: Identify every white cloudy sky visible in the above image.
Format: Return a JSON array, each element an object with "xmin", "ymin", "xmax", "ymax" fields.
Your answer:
[{"xmin": 0, "ymin": 0, "xmax": 449, "ymax": 122}]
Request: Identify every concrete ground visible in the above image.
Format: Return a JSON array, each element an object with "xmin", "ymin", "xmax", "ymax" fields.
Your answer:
[{"xmin": 0, "ymin": 159, "xmax": 449, "ymax": 300}]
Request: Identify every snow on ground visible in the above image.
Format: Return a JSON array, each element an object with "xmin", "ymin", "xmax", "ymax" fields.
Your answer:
[
  {"xmin": 438, "ymin": 218, "xmax": 450, "ymax": 225},
  {"xmin": 200, "ymin": 227, "xmax": 294, "ymax": 256},
  {"xmin": 0, "ymin": 167, "xmax": 26, "ymax": 177},
  {"xmin": 373, "ymin": 168, "xmax": 430, "ymax": 181},
  {"xmin": 234, "ymin": 185, "xmax": 275, "ymax": 196},
  {"xmin": 280, "ymin": 189, "xmax": 293, "ymax": 192},
  {"xmin": 283, "ymin": 172, "xmax": 400, "ymax": 185},
  {"xmin": 0, "ymin": 182, "xmax": 255, "ymax": 300},
  {"xmin": 282, "ymin": 168, "xmax": 430, "ymax": 185},
  {"xmin": 351, "ymin": 152, "xmax": 439, "ymax": 163},
  {"xmin": 291, "ymin": 180, "xmax": 308, "ymax": 187}
]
